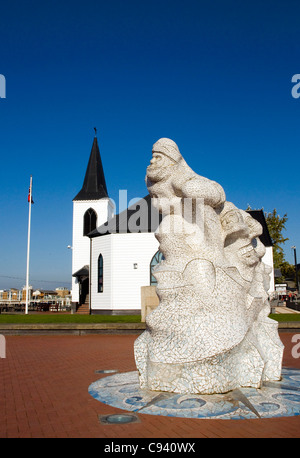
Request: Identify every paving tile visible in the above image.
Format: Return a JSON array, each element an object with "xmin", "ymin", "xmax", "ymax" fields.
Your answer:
[{"xmin": 0, "ymin": 333, "xmax": 299, "ymax": 438}]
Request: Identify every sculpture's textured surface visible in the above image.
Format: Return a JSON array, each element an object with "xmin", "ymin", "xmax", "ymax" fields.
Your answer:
[{"xmin": 134, "ymin": 138, "xmax": 284, "ymax": 394}]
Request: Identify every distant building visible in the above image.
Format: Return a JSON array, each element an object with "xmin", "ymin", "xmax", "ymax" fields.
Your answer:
[
  {"xmin": 21, "ymin": 285, "xmax": 32, "ymax": 302},
  {"xmin": 0, "ymin": 286, "xmax": 70, "ymax": 306},
  {"xmin": 55, "ymin": 287, "xmax": 70, "ymax": 298},
  {"xmin": 0, "ymin": 287, "xmax": 31, "ymax": 302},
  {"xmin": 0, "ymin": 288, "xmax": 22, "ymax": 302},
  {"xmin": 32, "ymin": 290, "xmax": 57, "ymax": 301}
]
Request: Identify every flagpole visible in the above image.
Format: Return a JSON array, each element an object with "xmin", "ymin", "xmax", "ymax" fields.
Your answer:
[{"xmin": 25, "ymin": 175, "xmax": 32, "ymax": 315}]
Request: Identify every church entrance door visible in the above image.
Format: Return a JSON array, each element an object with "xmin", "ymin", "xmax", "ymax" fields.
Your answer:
[{"xmin": 79, "ymin": 277, "xmax": 89, "ymax": 306}]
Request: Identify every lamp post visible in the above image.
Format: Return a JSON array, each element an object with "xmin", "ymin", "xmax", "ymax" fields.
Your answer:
[{"xmin": 291, "ymin": 246, "xmax": 299, "ymax": 293}]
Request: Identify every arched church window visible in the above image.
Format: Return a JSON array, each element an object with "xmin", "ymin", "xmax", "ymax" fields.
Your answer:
[
  {"xmin": 150, "ymin": 250, "xmax": 164, "ymax": 286},
  {"xmin": 98, "ymin": 254, "xmax": 103, "ymax": 293},
  {"xmin": 83, "ymin": 208, "xmax": 97, "ymax": 236}
]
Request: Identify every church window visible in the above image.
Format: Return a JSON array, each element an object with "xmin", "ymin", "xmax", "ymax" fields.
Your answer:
[
  {"xmin": 98, "ymin": 254, "xmax": 103, "ymax": 293},
  {"xmin": 83, "ymin": 208, "xmax": 97, "ymax": 236},
  {"xmin": 150, "ymin": 250, "xmax": 164, "ymax": 286}
]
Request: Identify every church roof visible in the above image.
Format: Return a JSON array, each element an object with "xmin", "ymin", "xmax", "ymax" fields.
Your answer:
[
  {"xmin": 72, "ymin": 265, "xmax": 89, "ymax": 278},
  {"xmin": 89, "ymin": 197, "xmax": 272, "ymax": 248},
  {"xmin": 246, "ymin": 209, "xmax": 273, "ymax": 247},
  {"xmin": 88, "ymin": 194, "xmax": 162, "ymax": 238},
  {"xmin": 73, "ymin": 136, "xmax": 108, "ymax": 201}
]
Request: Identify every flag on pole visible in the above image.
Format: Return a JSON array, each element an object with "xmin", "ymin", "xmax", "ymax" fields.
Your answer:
[
  {"xmin": 25, "ymin": 175, "xmax": 33, "ymax": 315},
  {"xmin": 28, "ymin": 184, "xmax": 34, "ymax": 203}
]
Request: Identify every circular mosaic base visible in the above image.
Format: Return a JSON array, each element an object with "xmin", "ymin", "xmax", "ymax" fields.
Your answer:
[{"xmin": 88, "ymin": 367, "xmax": 300, "ymax": 420}]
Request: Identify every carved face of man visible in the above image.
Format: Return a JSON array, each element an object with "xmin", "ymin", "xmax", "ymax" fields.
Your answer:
[{"xmin": 146, "ymin": 152, "xmax": 176, "ymax": 183}]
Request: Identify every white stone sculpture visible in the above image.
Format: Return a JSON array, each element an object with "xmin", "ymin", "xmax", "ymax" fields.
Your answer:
[{"xmin": 134, "ymin": 138, "xmax": 284, "ymax": 395}]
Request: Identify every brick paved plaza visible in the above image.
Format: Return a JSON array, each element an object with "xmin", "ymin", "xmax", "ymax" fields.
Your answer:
[{"xmin": 0, "ymin": 332, "xmax": 300, "ymax": 438}]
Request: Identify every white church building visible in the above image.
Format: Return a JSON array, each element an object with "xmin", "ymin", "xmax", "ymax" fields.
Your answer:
[{"xmin": 71, "ymin": 134, "xmax": 274, "ymax": 314}]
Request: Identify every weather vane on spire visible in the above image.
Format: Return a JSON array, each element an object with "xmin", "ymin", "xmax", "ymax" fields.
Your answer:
[{"xmin": 94, "ymin": 127, "xmax": 97, "ymax": 137}]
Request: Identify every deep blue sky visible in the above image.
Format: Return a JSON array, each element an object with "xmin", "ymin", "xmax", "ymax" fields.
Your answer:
[{"xmin": 0, "ymin": 0, "xmax": 299, "ymax": 290}]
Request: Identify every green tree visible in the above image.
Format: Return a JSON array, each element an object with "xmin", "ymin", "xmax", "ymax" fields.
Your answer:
[
  {"xmin": 264, "ymin": 209, "xmax": 289, "ymax": 269},
  {"xmin": 279, "ymin": 261, "xmax": 295, "ymax": 281},
  {"xmin": 247, "ymin": 206, "xmax": 295, "ymax": 284}
]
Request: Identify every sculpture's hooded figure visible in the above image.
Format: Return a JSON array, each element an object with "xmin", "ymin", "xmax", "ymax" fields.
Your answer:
[{"xmin": 134, "ymin": 138, "xmax": 283, "ymax": 394}]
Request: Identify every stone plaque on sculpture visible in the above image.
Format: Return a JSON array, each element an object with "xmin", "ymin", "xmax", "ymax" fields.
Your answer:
[{"xmin": 134, "ymin": 138, "xmax": 284, "ymax": 395}]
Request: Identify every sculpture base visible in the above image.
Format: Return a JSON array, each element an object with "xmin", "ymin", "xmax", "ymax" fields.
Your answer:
[
  {"xmin": 88, "ymin": 368, "xmax": 300, "ymax": 420},
  {"xmin": 134, "ymin": 319, "xmax": 284, "ymax": 394}
]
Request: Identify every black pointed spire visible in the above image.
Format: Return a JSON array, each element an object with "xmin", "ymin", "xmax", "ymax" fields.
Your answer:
[{"xmin": 73, "ymin": 134, "xmax": 108, "ymax": 201}]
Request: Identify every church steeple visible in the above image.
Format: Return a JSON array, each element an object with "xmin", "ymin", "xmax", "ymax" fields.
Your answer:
[{"xmin": 73, "ymin": 133, "xmax": 108, "ymax": 201}]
